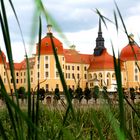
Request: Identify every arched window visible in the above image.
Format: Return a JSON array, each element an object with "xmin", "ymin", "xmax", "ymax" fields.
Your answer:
[
  {"xmin": 112, "ymin": 73, "xmax": 115, "ymax": 78},
  {"xmin": 88, "ymin": 74, "xmax": 92, "ymax": 79},
  {"xmin": 93, "ymin": 73, "xmax": 97, "ymax": 79},
  {"xmin": 107, "ymin": 73, "xmax": 110, "ymax": 78},
  {"xmin": 98, "ymin": 73, "xmax": 102, "ymax": 78}
]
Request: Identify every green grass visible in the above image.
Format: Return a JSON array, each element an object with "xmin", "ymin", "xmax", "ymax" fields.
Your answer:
[{"xmin": 0, "ymin": 0, "xmax": 140, "ymax": 140}]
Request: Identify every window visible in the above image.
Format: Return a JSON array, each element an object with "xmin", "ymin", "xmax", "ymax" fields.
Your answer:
[
  {"xmin": 112, "ymin": 73, "xmax": 115, "ymax": 78},
  {"xmin": 31, "ymin": 71, "xmax": 33, "ymax": 75},
  {"xmin": 21, "ymin": 72, "xmax": 22, "ymax": 76},
  {"xmin": 45, "ymin": 56, "xmax": 48, "ymax": 60},
  {"xmin": 46, "ymin": 42, "xmax": 48, "ymax": 47},
  {"xmin": 72, "ymin": 73, "xmax": 75, "ymax": 79},
  {"xmin": 84, "ymin": 74, "xmax": 87, "ymax": 79},
  {"xmin": 45, "ymin": 64, "xmax": 48, "ymax": 68},
  {"xmin": 37, "ymin": 72, "xmax": 40, "ymax": 78},
  {"xmin": 100, "ymin": 79, "xmax": 103, "ymax": 86},
  {"xmin": 45, "ymin": 72, "xmax": 49, "ymax": 78},
  {"xmin": 68, "ymin": 73, "xmax": 70, "ymax": 79},
  {"xmin": 77, "ymin": 73, "xmax": 80, "ymax": 79},
  {"xmin": 84, "ymin": 66, "xmax": 87, "ymax": 71},
  {"xmin": 16, "ymin": 72, "xmax": 18, "ymax": 76},
  {"xmin": 11, "ymin": 78, "xmax": 13, "ymax": 83},
  {"xmin": 56, "ymin": 84, "xmax": 59, "ymax": 88},
  {"xmin": 16, "ymin": 79, "xmax": 19, "ymax": 83},
  {"xmin": 62, "ymin": 57, "xmax": 64, "ymax": 61},
  {"xmin": 21, "ymin": 79, "xmax": 22, "ymax": 83},
  {"xmin": 107, "ymin": 73, "xmax": 110, "ymax": 77},
  {"xmin": 24, "ymin": 78, "xmax": 26, "ymax": 83},
  {"xmin": 135, "ymin": 68, "xmax": 138, "ymax": 73},
  {"xmin": 37, "ymin": 64, "xmax": 40, "ymax": 69},
  {"xmin": 77, "ymin": 66, "xmax": 79, "ymax": 70},
  {"xmin": 107, "ymin": 79, "xmax": 109, "ymax": 86},
  {"xmin": 135, "ymin": 75, "xmax": 138, "ymax": 81},
  {"xmin": 65, "ymin": 65, "xmax": 67, "ymax": 70},
  {"xmin": 93, "ymin": 73, "xmax": 97, "ymax": 78},
  {"xmin": 4, "ymin": 72, "xmax": 6, "ymax": 76},
  {"xmin": 46, "ymin": 84, "xmax": 49, "ymax": 91},
  {"xmin": 4, "ymin": 78, "xmax": 6, "ymax": 83},
  {"xmin": 56, "ymin": 72, "xmax": 59, "ymax": 77},
  {"xmin": 68, "ymin": 65, "xmax": 70, "ymax": 70},
  {"xmin": 89, "ymin": 74, "xmax": 92, "ymax": 79},
  {"xmin": 31, "ymin": 77, "xmax": 33, "ymax": 83},
  {"xmin": 24, "ymin": 72, "xmax": 26, "ymax": 76},
  {"xmin": 72, "ymin": 66, "xmax": 74, "ymax": 70},
  {"xmin": 99, "ymin": 73, "xmax": 102, "ymax": 78}
]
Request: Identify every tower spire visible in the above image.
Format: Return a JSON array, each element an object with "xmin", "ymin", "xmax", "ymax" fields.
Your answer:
[
  {"xmin": 94, "ymin": 18, "xmax": 105, "ymax": 56},
  {"xmin": 99, "ymin": 18, "xmax": 102, "ymax": 33}
]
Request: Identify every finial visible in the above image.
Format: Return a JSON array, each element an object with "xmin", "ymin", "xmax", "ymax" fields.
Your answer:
[
  {"xmin": 129, "ymin": 33, "xmax": 134, "ymax": 44},
  {"xmin": 47, "ymin": 24, "xmax": 52, "ymax": 33}
]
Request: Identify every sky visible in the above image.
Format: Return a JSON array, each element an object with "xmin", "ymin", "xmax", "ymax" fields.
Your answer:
[{"xmin": 1, "ymin": 0, "xmax": 140, "ymax": 62}]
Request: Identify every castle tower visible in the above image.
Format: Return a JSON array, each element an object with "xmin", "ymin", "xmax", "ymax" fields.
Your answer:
[{"xmin": 94, "ymin": 18, "xmax": 105, "ymax": 56}]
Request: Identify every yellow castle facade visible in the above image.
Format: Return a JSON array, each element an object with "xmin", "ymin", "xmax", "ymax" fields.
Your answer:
[{"xmin": 1, "ymin": 21, "xmax": 140, "ymax": 94}]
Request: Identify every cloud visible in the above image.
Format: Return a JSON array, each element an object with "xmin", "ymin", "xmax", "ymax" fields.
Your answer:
[{"xmin": 1, "ymin": 0, "xmax": 140, "ymax": 62}]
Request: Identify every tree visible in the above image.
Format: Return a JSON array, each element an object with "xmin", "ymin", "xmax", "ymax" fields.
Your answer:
[
  {"xmin": 84, "ymin": 85, "xmax": 91, "ymax": 104},
  {"xmin": 17, "ymin": 87, "xmax": 26, "ymax": 99},
  {"xmin": 54, "ymin": 87, "xmax": 60, "ymax": 100},
  {"xmin": 17, "ymin": 87, "xmax": 26, "ymax": 104},
  {"xmin": 130, "ymin": 87, "xmax": 135, "ymax": 104},
  {"xmin": 39, "ymin": 88, "xmax": 45, "ymax": 101},
  {"xmin": 68, "ymin": 87, "xmax": 73, "ymax": 101},
  {"xmin": 75, "ymin": 85, "xmax": 83, "ymax": 103},
  {"xmin": 93, "ymin": 86, "xmax": 99, "ymax": 103}
]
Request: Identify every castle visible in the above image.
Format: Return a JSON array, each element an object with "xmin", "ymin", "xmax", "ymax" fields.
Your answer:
[{"xmin": 1, "ymin": 19, "xmax": 140, "ymax": 94}]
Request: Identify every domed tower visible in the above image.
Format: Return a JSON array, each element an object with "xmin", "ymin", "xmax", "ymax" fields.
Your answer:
[
  {"xmin": 120, "ymin": 34, "xmax": 140, "ymax": 61},
  {"xmin": 36, "ymin": 24, "xmax": 64, "ymax": 55},
  {"xmin": 120, "ymin": 34, "xmax": 140, "ymax": 89},
  {"xmin": 35, "ymin": 25, "xmax": 65, "ymax": 92}
]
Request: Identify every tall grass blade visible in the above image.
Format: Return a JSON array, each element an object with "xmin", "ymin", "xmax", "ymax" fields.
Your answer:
[
  {"xmin": 91, "ymin": 110, "xmax": 105, "ymax": 140},
  {"xmin": 35, "ymin": 0, "xmax": 75, "ymax": 120},
  {"xmin": 112, "ymin": 42, "xmax": 126, "ymax": 138},
  {"xmin": 35, "ymin": 0, "xmax": 69, "ymax": 46},
  {"xmin": 49, "ymin": 34, "xmax": 75, "ymax": 117},
  {"xmin": 27, "ymin": 57, "xmax": 32, "ymax": 140},
  {"xmin": 0, "ymin": 48, "xmax": 12, "ymax": 98},
  {"xmin": 95, "ymin": 9, "xmax": 108, "ymax": 29},
  {"xmin": 0, "ymin": 120, "xmax": 8, "ymax": 140},
  {"xmin": 113, "ymin": 10, "xmax": 118, "ymax": 33},
  {"xmin": 0, "ymin": 0, "xmax": 18, "ymax": 103},
  {"xmin": 114, "ymin": 2, "xmax": 129, "ymax": 38},
  {"xmin": 35, "ymin": 15, "xmax": 42, "ymax": 140},
  {"xmin": 103, "ymin": 106, "xmax": 125, "ymax": 140},
  {"xmin": 0, "ymin": 76, "xmax": 44, "ymax": 138},
  {"xmin": 0, "ymin": 76, "xmax": 19, "ymax": 139}
]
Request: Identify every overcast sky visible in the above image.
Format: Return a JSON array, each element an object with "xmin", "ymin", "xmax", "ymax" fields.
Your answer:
[{"xmin": 1, "ymin": 0, "xmax": 140, "ymax": 62}]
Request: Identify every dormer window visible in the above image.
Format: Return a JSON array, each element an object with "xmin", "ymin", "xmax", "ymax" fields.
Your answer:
[{"xmin": 46, "ymin": 42, "xmax": 48, "ymax": 47}]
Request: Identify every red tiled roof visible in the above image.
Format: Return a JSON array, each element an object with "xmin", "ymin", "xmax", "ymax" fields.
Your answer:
[
  {"xmin": 64, "ymin": 49, "xmax": 93, "ymax": 64},
  {"xmin": 88, "ymin": 49, "xmax": 114, "ymax": 70},
  {"xmin": 36, "ymin": 34, "xmax": 63, "ymax": 55},
  {"xmin": 120, "ymin": 43, "xmax": 140, "ymax": 61},
  {"xmin": 0, "ymin": 51, "xmax": 6, "ymax": 64},
  {"xmin": 6, "ymin": 57, "xmax": 35, "ymax": 70}
]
